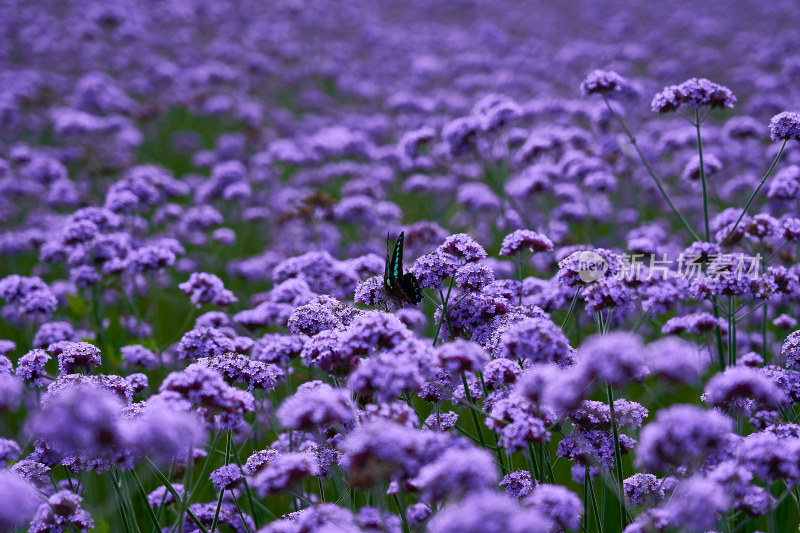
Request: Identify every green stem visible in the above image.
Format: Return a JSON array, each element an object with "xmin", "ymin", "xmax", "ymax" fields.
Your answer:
[
  {"xmin": 144, "ymin": 457, "xmax": 209, "ymax": 533},
  {"xmin": 724, "ymin": 140, "xmax": 787, "ymax": 243},
  {"xmin": 392, "ymin": 494, "xmax": 410, "ymax": 533},
  {"xmin": 461, "ymin": 372, "xmax": 487, "ymax": 448},
  {"xmin": 211, "ymin": 430, "xmax": 233, "ymax": 532},
  {"xmin": 607, "ymin": 384, "xmax": 627, "ymax": 529},
  {"xmin": 130, "ymin": 469, "xmax": 162, "ymax": 533},
  {"xmin": 587, "ymin": 470, "xmax": 604, "ymax": 533},
  {"xmin": 695, "ymin": 109, "xmax": 710, "ymax": 241},
  {"xmin": 562, "ymin": 287, "xmax": 581, "ymax": 331},
  {"xmin": 602, "ymin": 95, "xmax": 700, "ymax": 241}
]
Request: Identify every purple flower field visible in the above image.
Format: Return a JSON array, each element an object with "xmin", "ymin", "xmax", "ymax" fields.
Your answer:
[{"xmin": 3, "ymin": 0, "xmax": 800, "ymax": 531}]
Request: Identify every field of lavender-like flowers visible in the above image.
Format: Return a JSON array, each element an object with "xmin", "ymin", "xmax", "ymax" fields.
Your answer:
[{"xmin": 5, "ymin": 0, "xmax": 800, "ymax": 532}]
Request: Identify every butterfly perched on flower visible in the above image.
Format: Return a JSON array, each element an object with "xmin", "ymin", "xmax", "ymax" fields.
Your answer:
[{"xmin": 383, "ymin": 231, "xmax": 423, "ymax": 306}]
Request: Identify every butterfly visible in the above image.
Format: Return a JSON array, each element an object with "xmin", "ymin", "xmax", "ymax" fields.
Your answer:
[{"xmin": 383, "ymin": 231, "xmax": 423, "ymax": 306}]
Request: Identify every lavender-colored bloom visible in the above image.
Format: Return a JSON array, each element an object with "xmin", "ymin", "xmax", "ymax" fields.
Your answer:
[
  {"xmin": 644, "ymin": 337, "xmax": 709, "ymax": 383},
  {"xmin": 661, "ymin": 475, "xmax": 729, "ymax": 532},
  {"xmin": 769, "ymin": 112, "xmax": 800, "ymax": 142},
  {"xmin": 277, "ymin": 382, "xmax": 352, "ymax": 430},
  {"xmin": 406, "ymin": 503, "xmax": 432, "ymax": 528},
  {"xmin": 500, "ymin": 469, "xmax": 533, "ymax": 499},
  {"xmin": 183, "ymin": 502, "xmax": 254, "ymax": 533},
  {"xmin": 356, "ymin": 506, "xmax": 402, "ymax": 533},
  {"xmin": 354, "ymin": 275, "xmax": 386, "ymax": 306},
  {"xmin": 120, "ymin": 344, "xmax": 159, "ymax": 370},
  {"xmin": 252, "ymin": 452, "xmax": 318, "ymax": 497},
  {"xmin": 411, "ymin": 447, "xmax": 498, "ymax": 501},
  {"xmin": 146, "ymin": 484, "xmax": 184, "ymax": 508},
  {"xmin": 583, "ymin": 277, "xmax": 635, "ymax": 314},
  {"xmin": 27, "ymin": 383, "xmax": 123, "ymax": 459},
  {"xmin": 56, "ymin": 342, "xmax": 101, "ymax": 374},
  {"xmin": 557, "ymin": 429, "xmax": 635, "ymax": 471},
  {"xmin": 424, "ymin": 410, "xmax": 458, "ymax": 431},
  {"xmin": 636, "ymin": 405, "xmax": 734, "ymax": 471},
  {"xmin": 29, "ymin": 490, "xmax": 94, "ymax": 532},
  {"xmin": 651, "ymin": 78, "xmax": 736, "ymax": 113},
  {"xmin": 17, "ymin": 348, "xmax": 51, "ymax": 387},
  {"xmin": 500, "ymin": 230, "xmax": 554, "ymax": 256},
  {"xmin": 438, "ymin": 234, "xmax": 487, "ymax": 262},
  {"xmin": 569, "ymin": 399, "xmax": 648, "ymax": 431},
  {"xmin": 483, "ymin": 358, "xmax": 522, "ymax": 388},
  {"xmin": 0, "ymin": 438, "xmax": 20, "ymax": 463},
  {"xmin": 557, "ymin": 248, "xmax": 620, "ymax": 288},
  {"xmin": 624, "ymin": 473, "xmax": 666, "ymax": 507},
  {"xmin": 781, "ymin": 330, "xmax": 800, "ymax": 368},
  {"xmin": 179, "ymin": 272, "xmax": 237, "ymax": 307},
  {"xmin": 197, "ymin": 352, "xmax": 284, "ymax": 391},
  {"xmin": 287, "ymin": 295, "xmax": 362, "ymax": 336},
  {"xmin": 11, "ymin": 459, "xmax": 51, "ymax": 487},
  {"xmin": 252, "ymin": 334, "xmax": 308, "ymax": 366},
  {"xmin": 581, "ymin": 69, "xmax": 627, "ymax": 97},
  {"xmin": 454, "ymin": 263, "xmax": 495, "ymax": 292},
  {"xmin": 0, "ymin": 340, "xmax": 14, "ymax": 357},
  {"xmin": 160, "ymin": 364, "xmax": 254, "ymax": 429},
  {"xmin": 428, "ymin": 490, "xmax": 552, "ymax": 533},
  {"xmin": 126, "ymin": 373, "xmax": 148, "ymax": 394},
  {"xmin": 494, "ymin": 317, "xmax": 572, "ymax": 366},
  {"xmin": 210, "ymin": 464, "xmax": 243, "ymax": 491},
  {"xmin": 526, "ymin": 484, "xmax": 582, "ymax": 530},
  {"xmin": 0, "ymin": 470, "xmax": 40, "ymax": 531},
  {"xmin": 242, "ymin": 449, "xmax": 281, "ymax": 476},
  {"xmin": 434, "ymin": 339, "xmax": 489, "ymax": 374},
  {"xmin": 704, "ymin": 367, "xmax": 784, "ymax": 413},
  {"xmin": 347, "ymin": 351, "xmax": 425, "ymax": 404},
  {"xmin": 33, "ymin": 322, "xmax": 77, "ymax": 349},
  {"xmin": 738, "ymin": 431, "xmax": 800, "ymax": 484},
  {"xmin": 177, "ymin": 327, "xmax": 236, "ymax": 360},
  {"xmin": 577, "ymin": 332, "xmax": 648, "ymax": 386},
  {"xmin": 0, "ymin": 375, "xmax": 23, "ymax": 410},
  {"xmin": 411, "ymin": 250, "xmax": 461, "ymax": 290}
]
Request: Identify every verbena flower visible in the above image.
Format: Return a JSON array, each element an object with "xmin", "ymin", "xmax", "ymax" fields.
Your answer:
[
  {"xmin": 178, "ymin": 272, "xmax": 237, "ymax": 307},
  {"xmin": 29, "ymin": 490, "xmax": 94, "ymax": 533},
  {"xmin": 499, "ymin": 230, "xmax": 554, "ymax": 256},
  {"xmin": 526, "ymin": 484, "xmax": 582, "ymax": 531},
  {"xmin": 651, "ymin": 78, "xmax": 736, "ymax": 113},
  {"xmin": 769, "ymin": 111, "xmax": 800, "ymax": 142},
  {"xmin": 499, "ymin": 469, "xmax": 533, "ymax": 499},
  {"xmin": 635, "ymin": 405, "xmax": 734, "ymax": 472},
  {"xmin": 580, "ymin": 69, "xmax": 627, "ymax": 97},
  {"xmin": 411, "ymin": 447, "xmax": 499, "ymax": 502},
  {"xmin": 0, "ymin": 470, "xmax": 39, "ymax": 531},
  {"xmin": 428, "ymin": 490, "xmax": 552, "ymax": 533},
  {"xmin": 210, "ymin": 464, "xmax": 243, "ymax": 491},
  {"xmin": 277, "ymin": 382, "xmax": 352, "ymax": 430}
]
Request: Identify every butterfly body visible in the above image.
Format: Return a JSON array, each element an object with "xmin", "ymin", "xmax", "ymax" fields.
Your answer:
[{"xmin": 383, "ymin": 232, "xmax": 423, "ymax": 306}]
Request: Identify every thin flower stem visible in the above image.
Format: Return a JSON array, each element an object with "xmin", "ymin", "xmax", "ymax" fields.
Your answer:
[
  {"xmin": 562, "ymin": 287, "xmax": 581, "ymax": 330},
  {"xmin": 695, "ymin": 109, "xmax": 710, "ymax": 241},
  {"xmin": 724, "ymin": 140, "xmax": 787, "ymax": 243},
  {"xmin": 392, "ymin": 493, "xmax": 410, "ymax": 533},
  {"xmin": 603, "ymin": 95, "xmax": 700, "ymax": 241},
  {"xmin": 583, "ymin": 466, "xmax": 589, "ymax": 533},
  {"xmin": 587, "ymin": 470, "xmax": 604, "ymax": 533},
  {"xmin": 211, "ymin": 430, "xmax": 233, "ymax": 532},
  {"xmin": 130, "ymin": 469, "xmax": 162, "ymax": 533},
  {"xmin": 762, "ymin": 305, "xmax": 769, "ymax": 361},
  {"xmin": 461, "ymin": 371, "xmax": 487, "ymax": 448},
  {"xmin": 728, "ymin": 296, "xmax": 737, "ymax": 367},
  {"xmin": 144, "ymin": 457, "xmax": 209, "ymax": 533},
  {"xmin": 607, "ymin": 384, "xmax": 627, "ymax": 529}
]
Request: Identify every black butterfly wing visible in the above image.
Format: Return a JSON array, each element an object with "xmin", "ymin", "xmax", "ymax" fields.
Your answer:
[
  {"xmin": 383, "ymin": 231, "xmax": 422, "ymax": 305},
  {"xmin": 400, "ymin": 272, "xmax": 423, "ymax": 304}
]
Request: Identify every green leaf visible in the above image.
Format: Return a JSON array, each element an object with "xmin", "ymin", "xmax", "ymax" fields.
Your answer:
[{"xmin": 66, "ymin": 293, "xmax": 88, "ymax": 316}]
